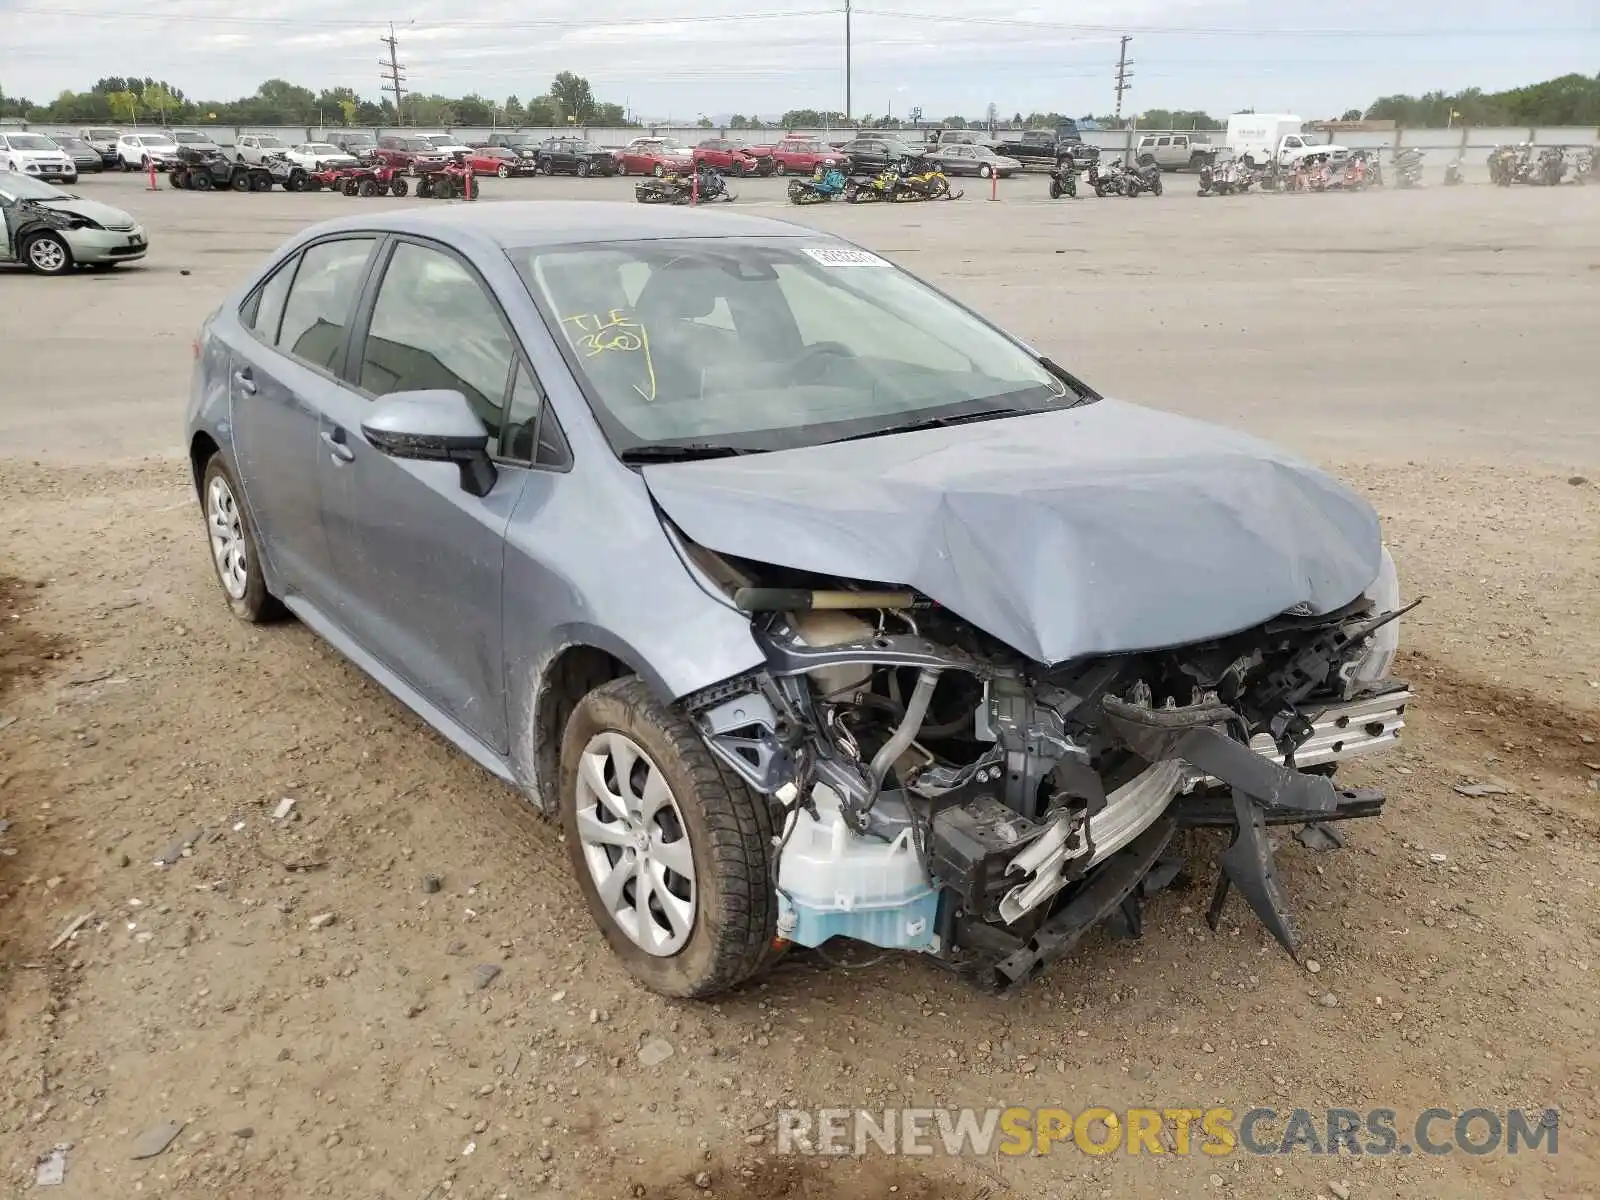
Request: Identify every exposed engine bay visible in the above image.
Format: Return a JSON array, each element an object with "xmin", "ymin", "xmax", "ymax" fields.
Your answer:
[{"xmin": 677, "ymin": 535, "xmax": 1413, "ymax": 992}]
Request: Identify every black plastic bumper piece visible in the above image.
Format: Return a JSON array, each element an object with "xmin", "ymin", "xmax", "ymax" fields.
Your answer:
[{"xmin": 989, "ymin": 817, "xmax": 1178, "ymax": 993}]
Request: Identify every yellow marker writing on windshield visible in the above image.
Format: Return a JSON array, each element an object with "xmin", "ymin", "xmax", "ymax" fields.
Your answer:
[{"xmin": 561, "ymin": 309, "xmax": 657, "ymax": 402}]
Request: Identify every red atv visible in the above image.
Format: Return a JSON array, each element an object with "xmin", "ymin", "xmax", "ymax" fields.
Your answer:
[{"xmin": 415, "ymin": 152, "xmax": 480, "ymax": 200}]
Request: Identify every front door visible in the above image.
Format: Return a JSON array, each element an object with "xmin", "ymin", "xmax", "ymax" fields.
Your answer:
[
  {"xmin": 227, "ymin": 234, "xmax": 381, "ymax": 607},
  {"xmin": 314, "ymin": 236, "xmax": 527, "ymax": 751}
]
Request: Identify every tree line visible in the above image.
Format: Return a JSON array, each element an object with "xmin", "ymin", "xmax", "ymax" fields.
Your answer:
[
  {"xmin": 3, "ymin": 72, "xmax": 1596, "ymax": 130},
  {"xmin": 0, "ymin": 73, "xmax": 633, "ymax": 129}
]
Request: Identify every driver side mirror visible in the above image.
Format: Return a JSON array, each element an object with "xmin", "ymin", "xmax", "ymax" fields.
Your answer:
[{"xmin": 361, "ymin": 389, "xmax": 498, "ymax": 497}]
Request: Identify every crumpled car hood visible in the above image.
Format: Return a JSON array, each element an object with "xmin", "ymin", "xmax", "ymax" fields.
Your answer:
[{"xmin": 642, "ymin": 399, "xmax": 1383, "ymax": 664}]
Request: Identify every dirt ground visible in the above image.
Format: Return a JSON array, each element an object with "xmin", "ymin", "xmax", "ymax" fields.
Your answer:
[{"xmin": 1, "ymin": 172, "xmax": 1597, "ymax": 1199}]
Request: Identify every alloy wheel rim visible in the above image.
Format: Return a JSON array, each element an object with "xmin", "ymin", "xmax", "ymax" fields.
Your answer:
[
  {"xmin": 206, "ymin": 475, "xmax": 249, "ymax": 600},
  {"xmin": 574, "ymin": 731, "xmax": 696, "ymax": 956},
  {"xmin": 29, "ymin": 239, "xmax": 65, "ymax": 272}
]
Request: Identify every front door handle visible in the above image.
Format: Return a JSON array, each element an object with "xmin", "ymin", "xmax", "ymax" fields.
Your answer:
[
  {"xmin": 233, "ymin": 368, "xmax": 257, "ymax": 396},
  {"xmin": 321, "ymin": 428, "xmax": 355, "ymax": 463}
]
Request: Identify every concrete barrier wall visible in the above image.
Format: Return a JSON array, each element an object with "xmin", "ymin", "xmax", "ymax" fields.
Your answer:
[{"xmin": 17, "ymin": 121, "xmax": 1600, "ymax": 155}]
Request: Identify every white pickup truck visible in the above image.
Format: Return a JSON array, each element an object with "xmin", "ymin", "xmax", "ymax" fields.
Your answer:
[{"xmin": 1227, "ymin": 113, "xmax": 1348, "ymax": 170}]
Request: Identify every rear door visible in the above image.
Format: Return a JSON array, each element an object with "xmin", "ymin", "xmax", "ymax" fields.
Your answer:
[
  {"xmin": 227, "ymin": 235, "xmax": 382, "ymax": 607},
  {"xmin": 313, "ymin": 236, "xmax": 527, "ymax": 750}
]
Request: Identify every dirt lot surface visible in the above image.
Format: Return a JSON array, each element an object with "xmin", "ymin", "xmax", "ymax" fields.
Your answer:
[{"xmin": 2, "ymin": 172, "xmax": 1598, "ymax": 1199}]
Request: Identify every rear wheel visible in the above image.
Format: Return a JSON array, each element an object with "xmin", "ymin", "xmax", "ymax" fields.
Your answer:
[
  {"xmin": 357, "ymin": 178, "xmax": 379, "ymax": 197},
  {"xmin": 251, "ymin": 174, "xmax": 272, "ymax": 192},
  {"xmin": 389, "ymin": 177, "xmax": 409, "ymax": 197},
  {"xmin": 577, "ymin": 159, "xmax": 591, "ymax": 178},
  {"xmin": 194, "ymin": 172, "xmax": 214, "ymax": 191},
  {"xmin": 167, "ymin": 168, "xmax": 186, "ymax": 189},
  {"xmin": 559, "ymin": 677, "xmax": 777, "ymax": 998},
  {"xmin": 775, "ymin": 160, "xmax": 787, "ymax": 176},
  {"xmin": 230, "ymin": 170, "xmax": 250, "ymax": 192},
  {"xmin": 341, "ymin": 178, "xmax": 359, "ymax": 196}
]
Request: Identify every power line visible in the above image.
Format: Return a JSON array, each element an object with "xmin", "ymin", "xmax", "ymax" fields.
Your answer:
[
  {"xmin": 379, "ymin": 22, "xmax": 406, "ymax": 126},
  {"xmin": 5, "ymin": 6, "xmax": 839, "ymax": 29}
]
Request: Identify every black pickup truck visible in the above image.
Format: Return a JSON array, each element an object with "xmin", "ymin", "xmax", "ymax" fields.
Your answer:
[{"xmin": 989, "ymin": 123, "xmax": 1092, "ymax": 169}]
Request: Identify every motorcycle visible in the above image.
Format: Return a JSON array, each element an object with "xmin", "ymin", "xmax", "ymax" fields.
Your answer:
[
  {"xmin": 1123, "ymin": 160, "xmax": 1163, "ymax": 197},
  {"xmin": 1574, "ymin": 147, "xmax": 1595, "ymax": 183},
  {"xmin": 1351, "ymin": 149, "xmax": 1384, "ymax": 189},
  {"xmin": 1199, "ymin": 153, "xmax": 1253, "ymax": 196},
  {"xmin": 1533, "ymin": 147, "xmax": 1567, "ymax": 187},
  {"xmin": 1047, "ymin": 162, "xmax": 1077, "ymax": 199},
  {"xmin": 787, "ymin": 164, "xmax": 848, "ymax": 204},
  {"xmin": 635, "ymin": 166, "xmax": 735, "ymax": 204},
  {"xmin": 1093, "ymin": 158, "xmax": 1129, "ymax": 197},
  {"xmin": 1393, "ymin": 147, "xmax": 1425, "ymax": 189},
  {"xmin": 1443, "ymin": 157, "xmax": 1463, "ymax": 186}
]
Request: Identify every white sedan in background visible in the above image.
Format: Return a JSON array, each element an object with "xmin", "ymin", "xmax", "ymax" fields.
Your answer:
[{"xmin": 283, "ymin": 143, "xmax": 361, "ymax": 171}]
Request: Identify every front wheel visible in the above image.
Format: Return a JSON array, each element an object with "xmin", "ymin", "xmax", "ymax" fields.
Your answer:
[
  {"xmin": 497, "ymin": 164, "xmax": 511, "ymax": 178},
  {"xmin": 775, "ymin": 160, "xmax": 787, "ymax": 176},
  {"xmin": 559, "ymin": 677, "xmax": 777, "ymax": 998},
  {"xmin": 653, "ymin": 163, "xmax": 666, "ymax": 177},
  {"xmin": 617, "ymin": 161, "xmax": 628, "ymax": 176},
  {"xmin": 577, "ymin": 160, "xmax": 591, "ymax": 178},
  {"xmin": 979, "ymin": 163, "xmax": 993, "ymax": 179},
  {"xmin": 389, "ymin": 177, "xmax": 409, "ymax": 197},
  {"xmin": 1048, "ymin": 178, "xmax": 1061, "ymax": 199},
  {"xmin": 22, "ymin": 232, "xmax": 72, "ymax": 276},
  {"xmin": 200, "ymin": 455, "xmax": 284, "ymax": 623}
]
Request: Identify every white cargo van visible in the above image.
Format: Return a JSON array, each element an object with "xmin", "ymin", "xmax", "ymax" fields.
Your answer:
[{"xmin": 1226, "ymin": 113, "xmax": 1348, "ymax": 169}]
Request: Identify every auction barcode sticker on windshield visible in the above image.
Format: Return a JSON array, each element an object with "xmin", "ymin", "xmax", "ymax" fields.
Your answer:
[{"xmin": 803, "ymin": 246, "xmax": 889, "ymax": 267}]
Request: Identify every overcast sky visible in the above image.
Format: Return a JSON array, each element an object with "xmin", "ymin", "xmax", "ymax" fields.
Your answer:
[{"xmin": 1, "ymin": 0, "xmax": 1595, "ymax": 121}]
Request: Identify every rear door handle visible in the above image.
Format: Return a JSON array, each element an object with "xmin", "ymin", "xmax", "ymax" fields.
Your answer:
[
  {"xmin": 321, "ymin": 428, "xmax": 355, "ymax": 463},
  {"xmin": 233, "ymin": 368, "xmax": 257, "ymax": 396}
]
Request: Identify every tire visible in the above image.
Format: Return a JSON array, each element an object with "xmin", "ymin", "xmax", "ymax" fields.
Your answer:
[
  {"xmin": 251, "ymin": 174, "xmax": 272, "ymax": 192},
  {"xmin": 775, "ymin": 160, "xmax": 787, "ymax": 176},
  {"xmin": 653, "ymin": 163, "xmax": 665, "ymax": 177},
  {"xmin": 1138, "ymin": 154, "xmax": 1155, "ymax": 167},
  {"xmin": 617, "ymin": 161, "xmax": 628, "ymax": 176},
  {"xmin": 416, "ymin": 178, "xmax": 433, "ymax": 199},
  {"xmin": 200, "ymin": 455, "xmax": 285, "ymax": 623},
  {"xmin": 1048, "ymin": 178, "xmax": 1061, "ymax": 199},
  {"xmin": 194, "ymin": 172, "xmax": 214, "ymax": 191},
  {"xmin": 497, "ymin": 164, "xmax": 510, "ymax": 178},
  {"xmin": 230, "ymin": 170, "xmax": 250, "ymax": 192},
  {"xmin": 559, "ymin": 677, "xmax": 777, "ymax": 998},
  {"xmin": 358, "ymin": 178, "xmax": 379, "ymax": 197},
  {"xmin": 22, "ymin": 232, "xmax": 72, "ymax": 276},
  {"xmin": 389, "ymin": 177, "xmax": 408, "ymax": 197},
  {"xmin": 979, "ymin": 163, "xmax": 993, "ymax": 178},
  {"xmin": 286, "ymin": 173, "xmax": 302, "ymax": 192},
  {"xmin": 341, "ymin": 178, "xmax": 359, "ymax": 196},
  {"xmin": 167, "ymin": 168, "xmax": 186, "ymax": 189}
]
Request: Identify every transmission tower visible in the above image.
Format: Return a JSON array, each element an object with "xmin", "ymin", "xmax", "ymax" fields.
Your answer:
[
  {"xmin": 1113, "ymin": 35, "xmax": 1133, "ymax": 123},
  {"xmin": 380, "ymin": 23, "xmax": 407, "ymax": 125}
]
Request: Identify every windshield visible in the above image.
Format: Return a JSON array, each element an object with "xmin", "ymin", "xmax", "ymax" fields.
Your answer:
[
  {"xmin": 423, "ymin": 135, "xmax": 457, "ymax": 146},
  {"xmin": 141, "ymin": 135, "xmax": 175, "ymax": 146},
  {"xmin": 306, "ymin": 144, "xmax": 341, "ymax": 154},
  {"xmin": 8, "ymin": 135, "xmax": 56, "ymax": 151},
  {"xmin": 0, "ymin": 174, "xmax": 74, "ymax": 202},
  {"xmin": 85, "ymin": 129, "xmax": 116, "ymax": 140},
  {"xmin": 172, "ymin": 132, "xmax": 209, "ymax": 143},
  {"xmin": 515, "ymin": 238, "xmax": 1073, "ymax": 456},
  {"xmin": 255, "ymin": 136, "xmax": 284, "ymax": 147},
  {"xmin": 343, "ymin": 134, "xmax": 375, "ymax": 145}
]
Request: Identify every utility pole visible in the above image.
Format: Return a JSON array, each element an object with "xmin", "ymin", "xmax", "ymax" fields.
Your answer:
[
  {"xmin": 1113, "ymin": 35, "xmax": 1133, "ymax": 123},
  {"xmin": 844, "ymin": 0, "xmax": 852, "ymax": 122},
  {"xmin": 380, "ymin": 23, "xmax": 407, "ymax": 126}
]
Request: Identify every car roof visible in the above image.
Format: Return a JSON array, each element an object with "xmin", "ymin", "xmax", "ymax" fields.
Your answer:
[{"xmin": 298, "ymin": 200, "xmax": 815, "ymax": 250}]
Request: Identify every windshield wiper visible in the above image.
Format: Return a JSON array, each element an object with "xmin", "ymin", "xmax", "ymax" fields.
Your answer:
[
  {"xmin": 619, "ymin": 443, "xmax": 754, "ymax": 463},
  {"xmin": 836, "ymin": 407, "xmax": 1023, "ymax": 443}
]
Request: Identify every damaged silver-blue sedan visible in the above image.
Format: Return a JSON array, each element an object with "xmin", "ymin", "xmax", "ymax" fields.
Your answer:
[{"xmin": 186, "ymin": 202, "xmax": 1411, "ymax": 996}]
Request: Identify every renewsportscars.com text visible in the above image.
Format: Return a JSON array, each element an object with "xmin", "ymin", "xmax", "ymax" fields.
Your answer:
[{"xmin": 775, "ymin": 1106, "xmax": 1560, "ymax": 1158}]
